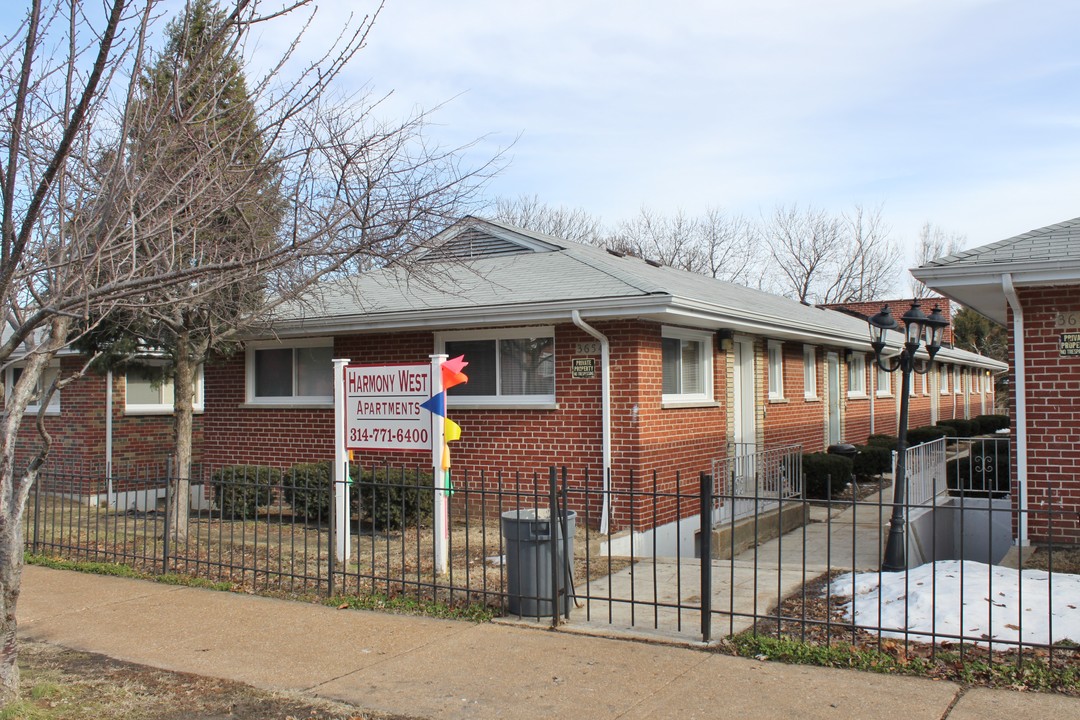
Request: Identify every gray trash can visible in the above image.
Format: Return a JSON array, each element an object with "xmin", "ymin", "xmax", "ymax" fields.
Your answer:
[{"xmin": 501, "ymin": 508, "xmax": 576, "ymax": 616}]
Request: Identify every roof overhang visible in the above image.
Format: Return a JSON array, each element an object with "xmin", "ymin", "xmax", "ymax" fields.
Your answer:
[{"xmin": 910, "ymin": 260, "xmax": 1080, "ymax": 325}]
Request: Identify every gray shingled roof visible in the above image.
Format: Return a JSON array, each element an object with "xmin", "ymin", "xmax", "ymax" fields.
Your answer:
[
  {"xmin": 924, "ymin": 216, "xmax": 1080, "ymax": 269},
  {"xmin": 270, "ymin": 217, "xmax": 1006, "ymax": 371}
]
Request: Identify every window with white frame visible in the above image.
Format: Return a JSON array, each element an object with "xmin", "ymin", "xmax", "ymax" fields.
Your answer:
[
  {"xmin": 954, "ymin": 365, "xmax": 962, "ymax": 394},
  {"xmin": 768, "ymin": 341, "xmax": 784, "ymax": 400},
  {"xmin": 921, "ymin": 371, "xmax": 929, "ymax": 395},
  {"xmin": 6, "ymin": 362, "xmax": 60, "ymax": 414},
  {"xmin": 876, "ymin": 362, "xmax": 891, "ymax": 397},
  {"xmin": 126, "ymin": 364, "xmax": 204, "ymax": 414},
  {"xmin": 847, "ymin": 354, "xmax": 866, "ymax": 397},
  {"xmin": 658, "ymin": 327, "xmax": 713, "ymax": 403},
  {"xmin": 439, "ymin": 327, "xmax": 556, "ymax": 406},
  {"xmin": 940, "ymin": 365, "xmax": 949, "ymax": 394},
  {"xmin": 247, "ymin": 339, "xmax": 334, "ymax": 404},
  {"xmin": 803, "ymin": 345, "xmax": 817, "ymax": 399}
]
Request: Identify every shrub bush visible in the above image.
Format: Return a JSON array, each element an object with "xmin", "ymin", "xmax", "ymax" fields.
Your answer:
[
  {"xmin": 936, "ymin": 419, "xmax": 977, "ymax": 437},
  {"xmin": 947, "ymin": 439, "xmax": 1011, "ymax": 495},
  {"xmin": 866, "ymin": 434, "xmax": 898, "ymax": 449},
  {"xmin": 802, "ymin": 453, "xmax": 852, "ymax": 499},
  {"xmin": 852, "ymin": 445, "xmax": 892, "ymax": 480},
  {"xmin": 974, "ymin": 414, "xmax": 1010, "ymax": 433},
  {"xmin": 212, "ymin": 465, "xmax": 280, "ymax": 519},
  {"xmin": 906, "ymin": 425, "xmax": 948, "ymax": 447},
  {"xmin": 355, "ymin": 466, "xmax": 435, "ymax": 530},
  {"xmin": 282, "ymin": 461, "xmax": 355, "ymax": 522}
]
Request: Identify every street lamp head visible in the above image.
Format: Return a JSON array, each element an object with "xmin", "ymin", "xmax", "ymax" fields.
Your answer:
[
  {"xmin": 900, "ymin": 300, "xmax": 928, "ymax": 347},
  {"xmin": 923, "ymin": 304, "xmax": 948, "ymax": 359},
  {"xmin": 868, "ymin": 305, "xmax": 898, "ymax": 348}
]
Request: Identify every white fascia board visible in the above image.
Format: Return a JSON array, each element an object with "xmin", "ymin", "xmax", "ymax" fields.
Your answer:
[{"xmin": 912, "ymin": 259, "xmax": 1080, "ymax": 287}]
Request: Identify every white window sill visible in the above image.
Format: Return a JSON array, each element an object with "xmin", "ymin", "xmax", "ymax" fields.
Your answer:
[
  {"xmin": 449, "ymin": 402, "xmax": 559, "ymax": 411},
  {"xmin": 126, "ymin": 407, "xmax": 205, "ymax": 416},
  {"xmin": 876, "ymin": 392, "xmax": 893, "ymax": 398},
  {"xmin": 767, "ymin": 396, "xmax": 788, "ymax": 404},
  {"xmin": 661, "ymin": 400, "xmax": 720, "ymax": 409},
  {"xmin": 847, "ymin": 392, "xmax": 867, "ymax": 399},
  {"xmin": 803, "ymin": 395, "xmax": 820, "ymax": 402},
  {"xmin": 240, "ymin": 402, "xmax": 334, "ymax": 410}
]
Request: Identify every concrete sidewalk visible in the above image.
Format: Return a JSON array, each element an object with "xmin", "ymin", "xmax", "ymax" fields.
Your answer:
[{"xmin": 17, "ymin": 566, "xmax": 1079, "ymax": 719}]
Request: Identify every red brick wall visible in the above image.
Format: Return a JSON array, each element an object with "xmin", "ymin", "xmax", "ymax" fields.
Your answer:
[
  {"xmin": 763, "ymin": 342, "xmax": 826, "ymax": 451},
  {"xmin": 825, "ymin": 298, "xmax": 954, "ymax": 345},
  {"xmin": 1011, "ymin": 286, "xmax": 1080, "ymax": 545}
]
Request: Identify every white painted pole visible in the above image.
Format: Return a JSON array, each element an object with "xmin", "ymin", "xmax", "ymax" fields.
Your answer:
[
  {"xmin": 430, "ymin": 353, "xmax": 448, "ymax": 575},
  {"xmin": 333, "ymin": 358, "xmax": 351, "ymax": 562}
]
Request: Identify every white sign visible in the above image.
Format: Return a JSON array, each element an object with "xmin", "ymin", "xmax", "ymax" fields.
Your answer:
[{"xmin": 345, "ymin": 363, "xmax": 432, "ymax": 451}]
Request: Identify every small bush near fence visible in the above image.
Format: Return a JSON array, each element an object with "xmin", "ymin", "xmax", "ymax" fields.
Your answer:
[
  {"xmin": 974, "ymin": 414, "xmax": 1010, "ymax": 433},
  {"xmin": 866, "ymin": 434, "xmax": 897, "ymax": 449},
  {"xmin": 801, "ymin": 453, "xmax": 852, "ymax": 499},
  {"xmin": 281, "ymin": 462, "xmax": 435, "ymax": 530},
  {"xmin": 852, "ymin": 445, "xmax": 891, "ymax": 480},
  {"xmin": 357, "ymin": 467, "xmax": 434, "ymax": 530},
  {"xmin": 947, "ymin": 439, "xmax": 1011, "ymax": 495},
  {"xmin": 936, "ymin": 419, "xmax": 978, "ymax": 437},
  {"xmin": 906, "ymin": 425, "xmax": 948, "ymax": 446},
  {"xmin": 212, "ymin": 465, "xmax": 280, "ymax": 519}
]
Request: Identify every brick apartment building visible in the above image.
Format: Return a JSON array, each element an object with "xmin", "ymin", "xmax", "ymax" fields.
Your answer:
[
  {"xmin": 14, "ymin": 218, "xmax": 1005, "ymax": 532},
  {"xmin": 913, "ymin": 216, "xmax": 1080, "ymax": 546}
]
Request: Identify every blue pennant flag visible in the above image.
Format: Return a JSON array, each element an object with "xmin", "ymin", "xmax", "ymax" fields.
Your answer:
[{"xmin": 420, "ymin": 392, "xmax": 446, "ymax": 417}]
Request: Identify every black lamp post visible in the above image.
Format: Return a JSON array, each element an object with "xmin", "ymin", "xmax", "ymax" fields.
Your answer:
[{"xmin": 867, "ymin": 299, "xmax": 948, "ymax": 572}]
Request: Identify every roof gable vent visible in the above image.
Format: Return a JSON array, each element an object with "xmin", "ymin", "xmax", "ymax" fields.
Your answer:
[{"xmin": 422, "ymin": 228, "xmax": 534, "ymax": 261}]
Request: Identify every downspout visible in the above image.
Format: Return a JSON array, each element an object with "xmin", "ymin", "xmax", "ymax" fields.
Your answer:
[
  {"xmin": 1002, "ymin": 274, "xmax": 1028, "ymax": 546},
  {"xmin": 571, "ymin": 310, "xmax": 612, "ymax": 534},
  {"xmin": 105, "ymin": 370, "xmax": 114, "ymax": 507},
  {"xmin": 868, "ymin": 354, "xmax": 875, "ymax": 435}
]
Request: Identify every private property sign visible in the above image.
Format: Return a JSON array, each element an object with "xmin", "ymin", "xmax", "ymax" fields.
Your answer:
[{"xmin": 345, "ymin": 363, "xmax": 432, "ymax": 451}]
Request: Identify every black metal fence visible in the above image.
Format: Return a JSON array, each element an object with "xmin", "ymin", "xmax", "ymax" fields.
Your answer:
[{"xmin": 21, "ymin": 438, "xmax": 1080, "ymax": 675}]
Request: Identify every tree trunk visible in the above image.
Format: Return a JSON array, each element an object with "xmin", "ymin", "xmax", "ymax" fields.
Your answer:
[
  {"xmin": 167, "ymin": 332, "xmax": 199, "ymax": 545},
  {"xmin": 0, "ymin": 515, "xmax": 23, "ymax": 706}
]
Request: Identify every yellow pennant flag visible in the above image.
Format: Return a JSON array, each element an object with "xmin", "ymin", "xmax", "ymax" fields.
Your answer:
[{"xmin": 444, "ymin": 418, "xmax": 462, "ymax": 442}]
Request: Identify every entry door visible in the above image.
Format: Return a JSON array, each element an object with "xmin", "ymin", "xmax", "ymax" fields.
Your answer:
[
  {"xmin": 732, "ymin": 338, "xmax": 756, "ymax": 452},
  {"xmin": 826, "ymin": 353, "xmax": 841, "ymax": 445}
]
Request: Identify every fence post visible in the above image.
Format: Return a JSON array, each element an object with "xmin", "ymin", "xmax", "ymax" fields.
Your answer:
[
  {"xmin": 162, "ymin": 457, "xmax": 172, "ymax": 575},
  {"xmin": 549, "ymin": 466, "xmax": 561, "ymax": 628},
  {"xmin": 32, "ymin": 471, "xmax": 41, "ymax": 553},
  {"xmin": 328, "ymin": 472, "xmax": 337, "ymax": 599},
  {"xmin": 700, "ymin": 472, "xmax": 713, "ymax": 643}
]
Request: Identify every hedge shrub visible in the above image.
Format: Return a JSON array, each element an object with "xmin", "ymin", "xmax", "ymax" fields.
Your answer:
[
  {"xmin": 852, "ymin": 444, "xmax": 892, "ymax": 480},
  {"xmin": 802, "ymin": 453, "xmax": 852, "ymax": 499},
  {"xmin": 936, "ymin": 419, "xmax": 977, "ymax": 437},
  {"xmin": 212, "ymin": 465, "xmax": 280, "ymax": 519},
  {"xmin": 355, "ymin": 466, "xmax": 435, "ymax": 530},
  {"xmin": 282, "ymin": 461, "xmax": 358, "ymax": 522},
  {"xmin": 906, "ymin": 425, "xmax": 948, "ymax": 447},
  {"xmin": 947, "ymin": 439, "xmax": 1011, "ymax": 495},
  {"xmin": 866, "ymin": 434, "xmax": 898, "ymax": 449},
  {"xmin": 974, "ymin": 414, "xmax": 1010, "ymax": 433}
]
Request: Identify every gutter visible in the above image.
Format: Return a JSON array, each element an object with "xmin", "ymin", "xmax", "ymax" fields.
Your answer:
[
  {"xmin": 571, "ymin": 310, "xmax": 612, "ymax": 535},
  {"xmin": 1002, "ymin": 274, "xmax": 1029, "ymax": 547}
]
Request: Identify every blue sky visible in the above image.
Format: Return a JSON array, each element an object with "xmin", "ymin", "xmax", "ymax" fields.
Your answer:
[
  {"xmin": 13, "ymin": 1, "xmax": 1080, "ymax": 267},
  {"xmin": 326, "ymin": 0, "xmax": 1080, "ymax": 265}
]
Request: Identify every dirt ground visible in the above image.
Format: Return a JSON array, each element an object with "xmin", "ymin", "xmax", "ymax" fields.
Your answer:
[{"xmin": 10, "ymin": 641, "xmax": 416, "ymax": 720}]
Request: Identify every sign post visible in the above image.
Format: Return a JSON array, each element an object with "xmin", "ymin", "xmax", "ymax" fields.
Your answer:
[
  {"xmin": 333, "ymin": 358, "xmax": 351, "ymax": 562},
  {"xmin": 338, "ymin": 355, "xmax": 466, "ymax": 577},
  {"xmin": 430, "ymin": 354, "xmax": 448, "ymax": 575}
]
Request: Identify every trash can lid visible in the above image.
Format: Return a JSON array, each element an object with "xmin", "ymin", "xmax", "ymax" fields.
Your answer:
[{"xmin": 827, "ymin": 443, "xmax": 859, "ymax": 456}]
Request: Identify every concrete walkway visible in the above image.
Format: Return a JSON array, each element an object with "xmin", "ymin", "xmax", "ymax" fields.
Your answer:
[
  {"xmin": 570, "ymin": 494, "xmax": 889, "ymax": 641},
  {"xmin": 18, "ymin": 565, "xmax": 1079, "ymax": 719}
]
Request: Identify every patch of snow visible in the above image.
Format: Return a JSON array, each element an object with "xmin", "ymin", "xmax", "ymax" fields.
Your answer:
[{"xmin": 828, "ymin": 560, "xmax": 1080, "ymax": 647}]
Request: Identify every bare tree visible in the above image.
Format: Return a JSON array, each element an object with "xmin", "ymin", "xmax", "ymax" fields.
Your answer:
[
  {"xmin": 491, "ymin": 195, "xmax": 605, "ymax": 245},
  {"xmin": 610, "ymin": 206, "xmax": 761, "ymax": 285},
  {"xmin": 763, "ymin": 204, "xmax": 898, "ymax": 304},
  {"xmin": 910, "ymin": 221, "xmax": 966, "ymax": 298},
  {"xmin": 0, "ymin": 0, "xmax": 490, "ymax": 701}
]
